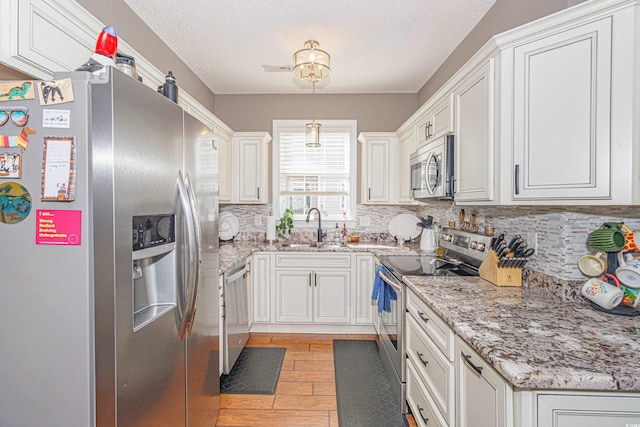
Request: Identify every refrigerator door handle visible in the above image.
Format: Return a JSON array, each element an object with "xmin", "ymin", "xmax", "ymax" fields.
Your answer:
[
  {"xmin": 177, "ymin": 171, "xmax": 197, "ymax": 341},
  {"xmin": 184, "ymin": 172, "xmax": 202, "ymax": 335}
]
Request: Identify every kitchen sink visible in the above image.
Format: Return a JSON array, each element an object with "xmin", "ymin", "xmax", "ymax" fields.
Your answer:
[
  {"xmin": 346, "ymin": 243, "xmax": 396, "ymax": 249},
  {"xmin": 280, "ymin": 243, "xmax": 318, "ymax": 248}
]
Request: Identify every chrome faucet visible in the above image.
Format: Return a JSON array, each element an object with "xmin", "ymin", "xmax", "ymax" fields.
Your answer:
[{"xmin": 306, "ymin": 207, "xmax": 326, "ymax": 243}]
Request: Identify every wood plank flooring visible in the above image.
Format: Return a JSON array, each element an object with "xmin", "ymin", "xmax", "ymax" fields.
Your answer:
[{"xmin": 216, "ymin": 333, "xmax": 418, "ymax": 427}]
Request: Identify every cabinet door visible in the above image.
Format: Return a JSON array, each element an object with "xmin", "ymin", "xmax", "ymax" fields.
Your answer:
[
  {"xmin": 512, "ymin": 18, "xmax": 612, "ymax": 201},
  {"xmin": 537, "ymin": 393, "xmax": 640, "ymax": 427},
  {"xmin": 355, "ymin": 255, "xmax": 375, "ymax": 324},
  {"xmin": 454, "ymin": 60, "xmax": 494, "ymax": 202},
  {"xmin": 456, "ymin": 337, "xmax": 511, "ymax": 427},
  {"xmin": 431, "ymin": 94, "xmax": 454, "ymax": 141},
  {"xmin": 252, "ymin": 253, "xmax": 272, "ymax": 323},
  {"xmin": 398, "ymin": 129, "xmax": 416, "ymax": 204},
  {"xmin": 314, "ymin": 271, "xmax": 352, "ymax": 323},
  {"xmin": 218, "ymin": 134, "xmax": 231, "ymax": 202},
  {"xmin": 236, "ymin": 137, "xmax": 264, "ymax": 203},
  {"xmin": 275, "ymin": 270, "xmax": 313, "ymax": 323},
  {"xmin": 364, "ymin": 137, "xmax": 394, "ymax": 203}
]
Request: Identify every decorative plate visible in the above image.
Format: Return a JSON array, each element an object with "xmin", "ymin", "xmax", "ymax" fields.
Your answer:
[
  {"xmin": 388, "ymin": 213, "xmax": 422, "ymax": 241},
  {"xmin": 219, "ymin": 212, "xmax": 239, "ymax": 241}
]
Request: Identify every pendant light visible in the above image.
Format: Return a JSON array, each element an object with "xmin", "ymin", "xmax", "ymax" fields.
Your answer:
[{"xmin": 292, "ymin": 40, "xmax": 331, "ymax": 147}]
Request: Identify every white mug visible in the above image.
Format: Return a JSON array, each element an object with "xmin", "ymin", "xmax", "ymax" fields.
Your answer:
[
  {"xmin": 578, "ymin": 251, "xmax": 607, "ymax": 277},
  {"xmin": 581, "ymin": 278, "xmax": 623, "ymax": 309},
  {"xmin": 616, "ymin": 252, "xmax": 640, "ymax": 289}
]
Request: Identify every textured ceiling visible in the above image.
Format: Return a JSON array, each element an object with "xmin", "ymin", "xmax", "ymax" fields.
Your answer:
[{"xmin": 123, "ymin": 0, "xmax": 496, "ymax": 94}]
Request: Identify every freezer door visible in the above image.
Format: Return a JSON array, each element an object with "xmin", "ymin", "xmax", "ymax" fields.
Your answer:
[
  {"xmin": 183, "ymin": 112, "xmax": 220, "ymax": 426},
  {"xmin": 92, "ymin": 69, "xmax": 186, "ymax": 427}
]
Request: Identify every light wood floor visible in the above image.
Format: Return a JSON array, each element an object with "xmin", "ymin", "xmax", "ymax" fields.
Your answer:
[{"xmin": 216, "ymin": 333, "xmax": 418, "ymax": 427}]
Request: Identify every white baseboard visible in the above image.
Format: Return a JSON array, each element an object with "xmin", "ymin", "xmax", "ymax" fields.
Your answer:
[{"xmin": 249, "ymin": 323, "xmax": 376, "ymax": 335}]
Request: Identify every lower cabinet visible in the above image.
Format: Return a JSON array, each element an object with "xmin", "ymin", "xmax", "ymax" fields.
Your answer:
[
  {"xmin": 252, "ymin": 252, "xmax": 272, "ymax": 323},
  {"xmin": 275, "ymin": 269, "xmax": 351, "ymax": 323},
  {"xmin": 406, "ymin": 288, "xmax": 640, "ymax": 427},
  {"xmin": 535, "ymin": 392, "xmax": 640, "ymax": 427},
  {"xmin": 455, "ymin": 336, "xmax": 512, "ymax": 427},
  {"xmin": 355, "ymin": 254, "xmax": 375, "ymax": 324}
]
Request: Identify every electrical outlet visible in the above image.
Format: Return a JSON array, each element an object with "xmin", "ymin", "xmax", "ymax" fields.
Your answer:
[
  {"xmin": 525, "ymin": 232, "xmax": 537, "ymax": 252},
  {"xmin": 254, "ymin": 216, "xmax": 263, "ymax": 226},
  {"xmin": 360, "ymin": 215, "xmax": 371, "ymax": 227}
]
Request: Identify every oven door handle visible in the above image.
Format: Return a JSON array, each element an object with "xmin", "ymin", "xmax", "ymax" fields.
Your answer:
[{"xmin": 378, "ymin": 271, "xmax": 403, "ymax": 292}]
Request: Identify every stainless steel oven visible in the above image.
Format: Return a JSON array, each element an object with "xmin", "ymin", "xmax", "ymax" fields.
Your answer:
[{"xmin": 377, "ymin": 262, "xmax": 406, "ymax": 412}]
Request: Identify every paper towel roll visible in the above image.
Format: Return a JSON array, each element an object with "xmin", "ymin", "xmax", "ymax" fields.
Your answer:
[{"xmin": 266, "ymin": 216, "xmax": 276, "ymax": 241}]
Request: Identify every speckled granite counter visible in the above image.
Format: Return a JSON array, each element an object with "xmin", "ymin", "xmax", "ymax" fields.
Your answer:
[
  {"xmin": 403, "ymin": 275, "xmax": 640, "ymax": 392},
  {"xmin": 218, "ymin": 240, "xmax": 418, "ymax": 274}
]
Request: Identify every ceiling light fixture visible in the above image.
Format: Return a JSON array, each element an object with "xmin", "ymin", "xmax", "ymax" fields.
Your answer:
[{"xmin": 292, "ymin": 40, "xmax": 331, "ymax": 147}]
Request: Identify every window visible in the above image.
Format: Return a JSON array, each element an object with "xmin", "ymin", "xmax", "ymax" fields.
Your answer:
[{"xmin": 272, "ymin": 120, "xmax": 357, "ymax": 224}]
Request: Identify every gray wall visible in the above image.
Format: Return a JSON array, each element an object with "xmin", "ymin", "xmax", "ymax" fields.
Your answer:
[
  {"xmin": 76, "ymin": 0, "xmax": 215, "ymax": 113},
  {"xmin": 214, "ymin": 93, "xmax": 418, "ymax": 133},
  {"xmin": 417, "ymin": 0, "xmax": 586, "ymax": 105}
]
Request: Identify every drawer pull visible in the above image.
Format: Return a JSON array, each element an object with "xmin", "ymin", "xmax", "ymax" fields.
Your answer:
[
  {"xmin": 462, "ymin": 352, "xmax": 484, "ymax": 375},
  {"xmin": 417, "ymin": 311, "xmax": 429, "ymax": 323},
  {"xmin": 416, "ymin": 351, "xmax": 428, "ymax": 366},
  {"xmin": 417, "ymin": 406, "xmax": 429, "ymax": 424}
]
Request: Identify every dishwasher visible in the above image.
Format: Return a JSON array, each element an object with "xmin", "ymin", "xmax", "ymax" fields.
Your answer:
[{"xmin": 221, "ymin": 259, "xmax": 250, "ymax": 374}]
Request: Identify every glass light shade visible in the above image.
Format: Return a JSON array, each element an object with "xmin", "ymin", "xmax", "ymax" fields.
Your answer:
[
  {"xmin": 305, "ymin": 122, "xmax": 321, "ymax": 147},
  {"xmin": 293, "ymin": 40, "xmax": 331, "ymax": 82}
]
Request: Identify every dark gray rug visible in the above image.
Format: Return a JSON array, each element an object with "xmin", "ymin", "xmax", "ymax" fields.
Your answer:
[
  {"xmin": 333, "ymin": 340, "xmax": 406, "ymax": 427},
  {"xmin": 220, "ymin": 347, "xmax": 286, "ymax": 394}
]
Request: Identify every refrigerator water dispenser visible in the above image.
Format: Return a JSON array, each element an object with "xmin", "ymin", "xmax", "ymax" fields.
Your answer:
[{"xmin": 132, "ymin": 214, "xmax": 177, "ymax": 331}]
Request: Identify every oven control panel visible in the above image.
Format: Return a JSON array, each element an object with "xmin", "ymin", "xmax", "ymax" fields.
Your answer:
[{"xmin": 440, "ymin": 228, "xmax": 492, "ymax": 263}]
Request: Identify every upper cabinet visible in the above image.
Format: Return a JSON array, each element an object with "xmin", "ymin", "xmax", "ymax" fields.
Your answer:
[
  {"xmin": 509, "ymin": 17, "xmax": 612, "ymax": 202},
  {"xmin": 416, "ymin": 94, "xmax": 454, "ymax": 149},
  {"xmin": 397, "ymin": 127, "xmax": 417, "ymax": 204},
  {"xmin": 398, "ymin": 0, "xmax": 640, "ymax": 206},
  {"xmin": 453, "ymin": 60, "xmax": 494, "ymax": 203},
  {"xmin": 358, "ymin": 132, "xmax": 398, "ymax": 204},
  {"xmin": 228, "ymin": 132, "xmax": 272, "ymax": 204}
]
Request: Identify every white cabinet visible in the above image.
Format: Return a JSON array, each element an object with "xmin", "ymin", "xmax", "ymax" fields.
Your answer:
[
  {"xmin": 416, "ymin": 94, "xmax": 454, "ymax": 148},
  {"xmin": 535, "ymin": 392, "xmax": 640, "ymax": 427},
  {"xmin": 455, "ymin": 336, "xmax": 512, "ymax": 427},
  {"xmin": 397, "ymin": 127, "xmax": 417, "ymax": 204},
  {"xmin": 355, "ymin": 254, "xmax": 375, "ymax": 325},
  {"xmin": 229, "ymin": 132, "xmax": 271, "ymax": 204},
  {"xmin": 509, "ymin": 17, "xmax": 612, "ymax": 201},
  {"xmin": 251, "ymin": 252, "xmax": 272, "ymax": 323},
  {"xmin": 358, "ymin": 132, "xmax": 398, "ymax": 204},
  {"xmin": 453, "ymin": 60, "xmax": 495, "ymax": 203},
  {"xmin": 274, "ymin": 254, "xmax": 353, "ymax": 324}
]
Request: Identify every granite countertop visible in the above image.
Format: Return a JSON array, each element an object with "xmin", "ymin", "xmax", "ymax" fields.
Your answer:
[
  {"xmin": 218, "ymin": 240, "xmax": 419, "ymax": 274},
  {"xmin": 403, "ymin": 275, "xmax": 640, "ymax": 392}
]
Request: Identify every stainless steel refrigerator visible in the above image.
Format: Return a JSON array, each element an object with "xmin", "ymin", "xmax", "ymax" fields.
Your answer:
[{"xmin": 0, "ymin": 68, "xmax": 219, "ymax": 426}]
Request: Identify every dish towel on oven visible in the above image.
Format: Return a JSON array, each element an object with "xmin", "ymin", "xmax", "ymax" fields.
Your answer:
[{"xmin": 371, "ymin": 266, "xmax": 396, "ymax": 313}]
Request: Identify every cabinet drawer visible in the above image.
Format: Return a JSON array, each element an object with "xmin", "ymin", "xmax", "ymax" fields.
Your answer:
[
  {"xmin": 406, "ymin": 315, "xmax": 454, "ymax": 425},
  {"xmin": 275, "ymin": 253, "xmax": 351, "ymax": 269},
  {"xmin": 407, "ymin": 289, "xmax": 454, "ymax": 360},
  {"xmin": 406, "ymin": 359, "xmax": 448, "ymax": 427}
]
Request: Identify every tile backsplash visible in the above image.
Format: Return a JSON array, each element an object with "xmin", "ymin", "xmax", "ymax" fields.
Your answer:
[{"xmin": 221, "ymin": 203, "xmax": 640, "ymax": 282}]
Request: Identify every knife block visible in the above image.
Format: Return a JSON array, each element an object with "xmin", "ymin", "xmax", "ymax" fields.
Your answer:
[{"xmin": 479, "ymin": 249, "xmax": 522, "ymax": 287}]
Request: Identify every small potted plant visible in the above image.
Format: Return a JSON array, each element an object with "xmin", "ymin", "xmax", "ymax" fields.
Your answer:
[{"xmin": 276, "ymin": 208, "xmax": 294, "ymax": 238}]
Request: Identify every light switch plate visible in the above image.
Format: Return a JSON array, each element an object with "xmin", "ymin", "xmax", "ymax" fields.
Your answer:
[
  {"xmin": 254, "ymin": 216, "xmax": 263, "ymax": 226},
  {"xmin": 525, "ymin": 232, "xmax": 537, "ymax": 252}
]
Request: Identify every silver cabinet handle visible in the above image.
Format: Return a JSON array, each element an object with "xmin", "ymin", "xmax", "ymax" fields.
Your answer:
[
  {"xmin": 416, "ymin": 351, "xmax": 429, "ymax": 366},
  {"xmin": 417, "ymin": 311, "xmax": 429, "ymax": 323},
  {"xmin": 309, "ymin": 272, "xmax": 312, "ymax": 287},
  {"xmin": 462, "ymin": 352, "xmax": 484, "ymax": 375},
  {"xmin": 314, "ymin": 273, "xmax": 317, "ymax": 287},
  {"xmin": 418, "ymin": 406, "xmax": 429, "ymax": 424},
  {"xmin": 514, "ymin": 164, "xmax": 520, "ymax": 195},
  {"xmin": 257, "ymin": 187, "xmax": 260, "ymax": 200}
]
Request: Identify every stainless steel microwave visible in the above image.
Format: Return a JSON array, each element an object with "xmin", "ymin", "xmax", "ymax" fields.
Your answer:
[{"xmin": 410, "ymin": 135, "xmax": 454, "ymax": 200}]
